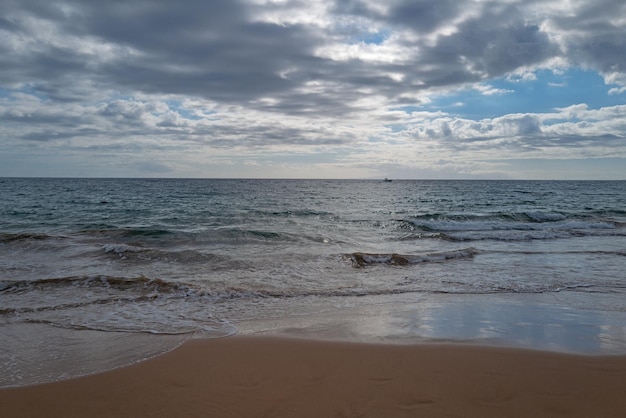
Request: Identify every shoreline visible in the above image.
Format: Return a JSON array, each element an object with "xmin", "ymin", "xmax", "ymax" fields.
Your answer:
[
  {"xmin": 3, "ymin": 292, "xmax": 626, "ymax": 389},
  {"xmin": 2, "ymin": 335, "xmax": 626, "ymax": 417}
]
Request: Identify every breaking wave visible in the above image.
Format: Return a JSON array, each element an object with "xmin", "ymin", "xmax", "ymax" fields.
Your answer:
[{"xmin": 0, "ymin": 276, "xmax": 235, "ymax": 336}]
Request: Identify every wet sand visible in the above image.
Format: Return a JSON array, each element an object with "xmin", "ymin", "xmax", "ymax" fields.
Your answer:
[{"xmin": 1, "ymin": 336, "xmax": 625, "ymax": 418}]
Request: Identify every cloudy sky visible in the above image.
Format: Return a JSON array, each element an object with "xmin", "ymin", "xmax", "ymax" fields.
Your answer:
[{"xmin": 1, "ymin": 0, "xmax": 625, "ymax": 179}]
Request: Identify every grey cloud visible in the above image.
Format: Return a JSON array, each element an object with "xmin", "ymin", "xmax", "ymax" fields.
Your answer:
[
  {"xmin": 389, "ymin": 0, "xmax": 460, "ymax": 33},
  {"xmin": 548, "ymin": 0, "xmax": 626, "ymax": 74},
  {"xmin": 423, "ymin": 7, "xmax": 559, "ymax": 80},
  {"xmin": 2, "ymin": 0, "xmax": 325, "ymax": 108},
  {"xmin": 511, "ymin": 115, "xmax": 542, "ymax": 136},
  {"xmin": 95, "ymin": 21, "xmax": 330, "ymax": 112},
  {"xmin": 549, "ymin": 0, "xmax": 625, "ymax": 32},
  {"xmin": 77, "ymin": 1, "xmax": 247, "ymax": 47},
  {"xmin": 0, "ymin": 0, "xmax": 567, "ymax": 116},
  {"xmin": 0, "ymin": 16, "xmax": 21, "ymax": 32},
  {"xmin": 17, "ymin": 127, "xmax": 102, "ymax": 142},
  {"xmin": 331, "ymin": 0, "xmax": 377, "ymax": 18},
  {"xmin": 570, "ymin": 33, "xmax": 626, "ymax": 74},
  {"xmin": 333, "ymin": 0, "xmax": 460, "ymax": 33},
  {"xmin": 98, "ymin": 100, "xmax": 160, "ymax": 121}
]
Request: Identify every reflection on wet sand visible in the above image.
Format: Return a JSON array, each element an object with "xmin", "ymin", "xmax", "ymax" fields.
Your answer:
[{"xmin": 239, "ymin": 293, "xmax": 626, "ymax": 354}]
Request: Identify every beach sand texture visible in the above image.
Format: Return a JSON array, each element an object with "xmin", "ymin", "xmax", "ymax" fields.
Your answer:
[{"xmin": 1, "ymin": 336, "xmax": 625, "ymax": 418}]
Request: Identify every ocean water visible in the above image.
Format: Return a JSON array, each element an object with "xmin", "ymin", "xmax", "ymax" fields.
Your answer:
[{"xmin": 1, "ymin": 178, "xmax": 625, "ymax": 386}]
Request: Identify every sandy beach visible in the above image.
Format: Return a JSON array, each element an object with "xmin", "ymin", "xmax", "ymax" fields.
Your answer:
[{"xmin": 1, "ymin": 336, "xmax": 625, "ymax": 418}]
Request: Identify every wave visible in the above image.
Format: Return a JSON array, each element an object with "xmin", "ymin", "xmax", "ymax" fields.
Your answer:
[
  {"xmin": 410, "ymin": 217, "xmax": 618, "ymax": 232},
  {"xmin": 445, "ymin": 228, "xmax": 625, "ymax": 242},
  {"xmin": 212, "ymin": 228, "xmax": 285, "ymax": 241},
  {"xmin": 490, "ymin": 249, "xmax": 626, "ymax": 257},
  {"xmin": 79, "ymin": 227, "xmax": 175, "ymax": 239},
  {"xmin": 81, "ymin": 226, "xmax": 292, "ymax": 244},
  {"xmin": 250, "ymin": 208, "xmax": 336, "ymax": 218},
  {"xmin": 400, "ymin": 212, "xmax": 624, "ymax": 242},
  {"xmin": 0, "ymin": 276, "xmax": 198, "ymax": 295},
  {"xmin": 348, "ymin": 248, "xmax": 479, "ymax": 267},
  {"xmin": 0, "ymin": 232, "xmax": 61, "ymax": 243},
  {"xmin": 408, "ymin": 211, "xmax": 605, "ymax": 224},
  {"xmin": 0, "ymin": 276, "xmax": 234, "ymax": 335},
  {"xmin": 100, "ymin": 244, "xmax": 230, "ymax": 265}
]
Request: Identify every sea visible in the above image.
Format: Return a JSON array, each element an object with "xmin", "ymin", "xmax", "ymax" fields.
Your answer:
[{"xmin": 1, "ymin": 178, "xmax": 625, "ymax": 387}]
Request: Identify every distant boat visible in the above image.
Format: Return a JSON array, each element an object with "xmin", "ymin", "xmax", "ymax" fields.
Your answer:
[{"xmin": 383, "ymin": 178, "xmax": 392, "ymax": 182}]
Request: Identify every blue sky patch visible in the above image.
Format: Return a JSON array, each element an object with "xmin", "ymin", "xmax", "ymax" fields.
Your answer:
[
  {"xmin": 351, "ymin": 29, "xmax": 390, "ymax": 45},
  {"xmin": 422, "ymin": 68, "xmax": 626, "ymax": 120},
  {"xmin": 166, "ymin": 100, "xmax": 203, "ymax": 120}
]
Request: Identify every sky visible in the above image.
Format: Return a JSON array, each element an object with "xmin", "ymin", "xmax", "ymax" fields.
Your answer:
[{"xmin": 1, "ymin": 0, "xmax": 625, "ymax": 179}]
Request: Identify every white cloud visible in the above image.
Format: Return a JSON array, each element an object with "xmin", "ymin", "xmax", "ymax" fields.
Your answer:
[{"xmin": 473, "ymin": 84, "xmax": 514, "ymax": 96}]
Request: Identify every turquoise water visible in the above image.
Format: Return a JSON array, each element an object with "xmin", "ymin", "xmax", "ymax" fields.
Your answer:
[{"xmin": 1, "ymin": 179, "xmax": 625, "ymax": 386}]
